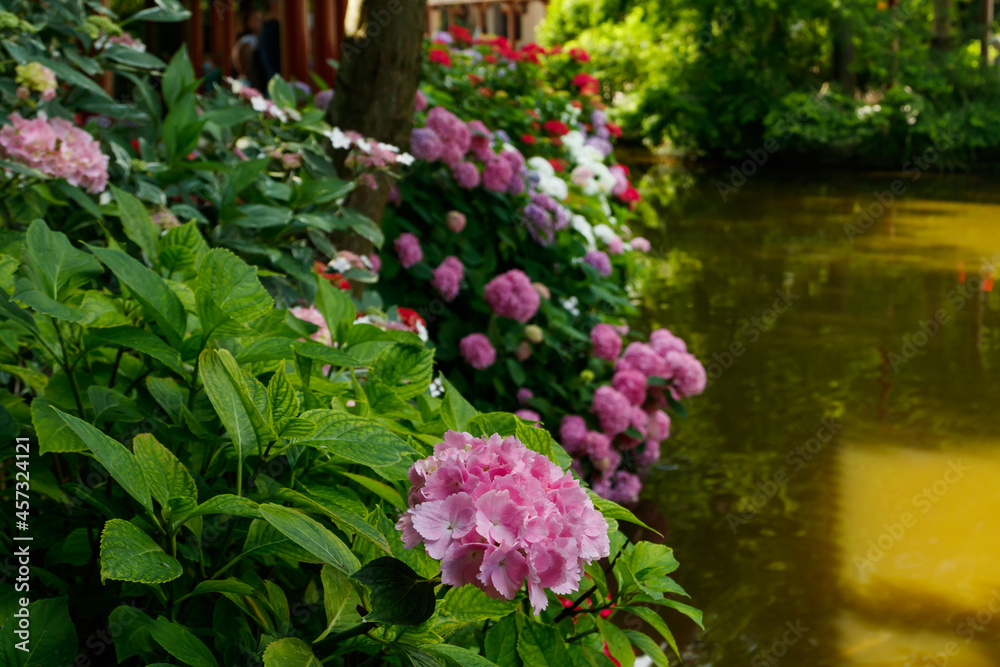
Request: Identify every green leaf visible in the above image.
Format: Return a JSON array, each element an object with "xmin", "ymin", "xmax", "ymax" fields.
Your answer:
[
  {"xmin": 112, "ymin": 185, "xmax": 159, "ymax": 260},
  {"xmin": 198, "ymin": 248, "xmax": 273, "ymax": 325},
  {"xmin": 587, "ymin": 491, "xmax": 661, "ymax": 535},
  {"xmin": 441, "ymin": 376, "xmax": 477, "ymax": 431},
  {"xmin": 263, "ymin": 637, "xmax": 322, "ymax": 667},
  {"xmin": 316, "ymin": 565, "xmax": 363, "ymax": 642},
  {"xmin": 0, "ymin": 364, "xmax": 47, "ymax": 392},
  {"xmin": 0, "ymin": 597, "xmax": 77, "ymax": 667},
  {"xmin": 623, "ymin": 630, "xmax": 670, "ymax": 667},
  {"xmin": 53, "ymin": 408, "xmax": 153, "ymax": 513},
  {"xmin": 290, "ymin": 340, "xmax": 361, "ymax": 369},
  {"xmin": 369, "ymin": 343, "xmax": 434, "ymax": 400},
  {"xmin": 267, "ymin": 367, "xmax": 299, "ymax": 427},
  {"xmin": 516, "ymin": 619, "xmax": 568, "ymax": 666},
  {"xmin": 100, "ymin": 519, "xmax": 182, "ymax": 584},
  {"xmin": 242, "ymin": 519, "xmax": 322, "ymax": 564},
  {"xmin": 515, "ymin": 421, "xmax": 571, "ymax": 469},
  {"xmin": 133, "ymin": 433, "xmax": 197, "ymax": 508},
  {"xmin": 425, "ymin": 645, "xmax": 500, "ymax": 667},
  {"xmin": 315, "ymin": 277, "xmax": 355, "ymax": 339},
  {"xmin": 109, "ymin": 605, "xmax": 155, "ymax": 663},
  {"xmin": 597, "ymin": 618, "xmax": 634, "ymax": 667},
  {"xmin": 161, "ymin": 46, "xmax": 196, "ymax": 109},
  {"xmin": 440, "ymin": 586, "xmax": 513, "ymax": 624},
  {"xmin": 622, "ymin": 607, "xmax": 678, "ymax": 657},
  {"xmin": 484, "ymin": 613, "xmax": 520, "ymax": 667},
  {"xmin": 32, "ymin": 399, "xmax": 85, "ymax": 453},
  {"xmin": 178, "ymin": 579, "xmax": 256, "ymax": 603},
  {"xmin": 86, "ymin": 325, "xmax": 186, "ymax": 376},
  {"xmin": 88, "ymin": 386, "xmax": 143, "ymax": 423},
  {"xmin": 89, "ymin": 245, "xmax": 186, "ymax": 344},
  {"xmin": 292, "ymin": 410, "xmax": 415, "ymax": 470},
  {"xmin": 14, "ymin": 219, "xmax": 101, "ymax": 311},
  {"xmin": 467, "ymin": 412, "xmax": 519, "ymax": 438},
  {"xmin": 184, "ymin": 494, "xmax": 261, "ymax": 521},
  {"xmin": 351, "ymin": 557, "xmax": 436, "ymax": 626},
  {"xmin": 258, "ymin": 504, "xmax": 360, "ymax": 575},
  {"xmin": 199, "ymin": 349, "xmax": 259, "ymax": 461},
  {"xmin": 341, "ymin": 472, "xmax": 406, "ymax": 510},
  {"xmin": 275, "ymin": 488, "xmax": 390, "ymax": 554},
  {"xmin": 147, "ymin": 616, "xmax": 218, "ymax": 667}
]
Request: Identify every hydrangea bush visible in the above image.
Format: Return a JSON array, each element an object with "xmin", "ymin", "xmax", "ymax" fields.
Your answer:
[
  {"xmin": 0, "ymin": 3, "xmax": 699, "ymax": 665},
  {"xmin": 376, "ymin": 29, "xmax": 706, "ymax": 503}
]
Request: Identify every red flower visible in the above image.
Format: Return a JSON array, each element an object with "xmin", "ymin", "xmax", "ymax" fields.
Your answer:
[
  {"xmin": 543, "ymin": 119, "xmax": 570, "ymax": 136},
  {"xmin": 603, "ymin": 642, "xmax": 622, "ymax": 667},
  {"xmin": 397, "ymin": 307, "xmax": 426, "ymax": 330},
  {"xmin": 570, "ymin": 100, "xmax": 584, "ymax": 109},
  {"xmin": 477, "ymin": 87, "xmax": 494, "ymax": 98},
  {"xmin": 548, "ymin": 158, "xmax": 564, "ymax": 173},
  {"xmin": 620, "ymin": 185, "xmax": 641, "ymax": 209},
  {"xmin": 526, "ymin": 109, "xmax": 539, "ymax": 118},
  {"xmin": 429, "ymin": 49, "xmax": 451, "ymax": 67},
  {"xmin": 607, "ymin": 122, "xmax": 623, "ymax": 138},
  {"xmin": 448, "ymin": 25, "xmax": 473, "ymax": 44},
  {"xmin": 572, "ymin": 73, "xmax": 599, "ymax": 95},
  {"xmin": 569, "ymin": 47, "xmax": 590, "ymax": 62},
  {"xmin": 484, "ymin": 54, "xmax": 497, "ymax": 64},
  {"xmin": 467, "ymin": 73, "xmax": 484, "ymax": 85},
  {"xmin": 313, "ymin": 261, "xmax": 350, "ymax": 290},
  {"xmin": 550, "ymin": 136, "xmax": 563, "ymax": 148},
  {"xmin": 521, "ymin": 134, "xmax": 537, "ymax": 145}
]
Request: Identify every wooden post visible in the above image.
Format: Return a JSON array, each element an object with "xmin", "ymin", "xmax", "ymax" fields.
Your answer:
[
  {"xmin": 281, "ymin": 0, "xmax": 310, "ymax": 82},
  {"xmin": 189, "ymin": 0, "xmax": 204, "ymax": 80},
  {"xmin": 982, "ymin": 0, "xmax": 994, "ymax": 67},
  {"xmin": 314, "ymin": 0, "xmax": 336, "ymax": 85},
  {"xmin": 506, "ymin": 3, "xmax": 515, "ymax": 43},
  {"xmin": 212, "ymin": 0, "xmax": 235, "ymax": 76}
]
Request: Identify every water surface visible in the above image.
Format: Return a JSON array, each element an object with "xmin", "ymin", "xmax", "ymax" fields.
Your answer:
[{"xmin": 635, "ymin": 166, "xmax": 1000, "ymax": 666}]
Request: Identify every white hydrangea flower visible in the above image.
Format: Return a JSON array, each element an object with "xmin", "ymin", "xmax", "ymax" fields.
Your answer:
[
  {"xmin": 325, "ymin": 127, "xmax": 353, "ymax": 150},
  {"xmin": 571, "ymin": 214, "xmax": 597, "ymax": 250},
  {"xmin": 560, "ymin": 295, "xmax": 580, "ymax": 317},
  {"xmin": 428, "ymin": 376, "xmax": 444, "ymax": 398},
  {"xmin": 527, "ymin": 156, "xmax": 555, "ymax": 178}
]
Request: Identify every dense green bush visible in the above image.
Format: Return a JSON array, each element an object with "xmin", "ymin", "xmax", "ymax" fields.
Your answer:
[
  {"xmin": 540, "ymin": 0, "xmax": 1000, "ymax": 166},
  {"xmin": 0, "ymin": 2, "xmax": 699, "ymax": 665}
]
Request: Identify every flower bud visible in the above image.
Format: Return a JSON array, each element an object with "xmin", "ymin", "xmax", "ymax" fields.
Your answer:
[
  {"xmin": 580, "ymin": 370, "xmax": 595, "ymax": 383},
  {"xmin": 532, "ymin": 282, "xmax": 550, "ymax": 300},
  {"xmin": 524, "ymin": 325, "xmax": 543, "ymax": 344},
  {"xmin": 515, "ymin": 341, "xmax": 532, "ymax": 361},
  {"xmin": 446, "ymin": 210, "xmax": 466, "ymax": 233}
]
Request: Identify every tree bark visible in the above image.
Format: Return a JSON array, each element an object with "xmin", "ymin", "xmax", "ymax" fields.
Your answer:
[
  {"xmin": 932, "ymin": 0, "xmax": 952, "ymax": 50},
  {"xmin": 832, "ymin": 13, "xmax": 856, "ymax": 93},
  {"xmin": 327, "ymin": 0, "xmax": 427, "ymax": 257}
]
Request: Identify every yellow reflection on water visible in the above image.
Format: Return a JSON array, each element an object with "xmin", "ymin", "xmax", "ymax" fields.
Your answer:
[{"xmin": 837, "ymin": 442, "xmax": 1000, "ymax": 665}]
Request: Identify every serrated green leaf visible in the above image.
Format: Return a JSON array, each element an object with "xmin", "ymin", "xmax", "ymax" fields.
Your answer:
[
  {"xmin": 623, "ymin": 607, "xmax": 678, "ymax": 657},
  {"xmin": 484, "ymin": 613, "xmax": 519, "ymax": 667},
  {"xmin": 598, "ymin": 617, "xmax": 634, "ymax": 667},
  {"xmin": 112, "ymin": 185, "xmax": 159, "ymax": 260},
  {"xmin": 86, "ymin": 325, "xmax": 186, "ymax": 376},
  {"xmin": 369, "ymin": 343, "xmax": 433, "ymax": 400},
  {"xmin": 623, "ymin": 630, "xmax": 670, "ymax": 667},
  {"xmin": 516, "ymin": 619, "xmax": 568, "ymax": 666},
  {"xmin": 32, "ymin": 399, "xmax": 85, "ymax": 453},
  {"xmin": 53, "ymin": 408, "xmax": 152, "ymax": 512},
  {"xmin": 441, "ymin": 376, "xmax": 477, "ymax": 431},
  {"xmin": 133, "ymin": 433, "xmax": 197, "ymax": 508},
  {"xmin": 425, "ymin": 644, "xmax": 500, "ymax": 667},
  {"xmin": 291, "ymin": 409, "xmax": 415, "ymax": 470},
  {"xmin": 258, "ymin": 504, "xmax": 360, "ymax": 575},
  {"xmin": 263, "ymin": 637, "xmax": 322, "ymax": 667},
  {"xmin": 100, "ymin": 519, "xmax": 182, "ymax": 584},
  {"xmin": 147, "ymin": 616, "xmax": 218, "ymax": 667},
  {"xmin": 0, "ymin": 596, "xmax": 77, "ymax": 667},
  {"xmin": 316, "ymin": 565, "xmax": 363, "ymax": 642}
]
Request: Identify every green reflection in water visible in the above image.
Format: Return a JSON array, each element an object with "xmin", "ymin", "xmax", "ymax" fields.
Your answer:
[{"xmin": 631, "ymin": 165, "xmax": 1000, "ymax": 666}]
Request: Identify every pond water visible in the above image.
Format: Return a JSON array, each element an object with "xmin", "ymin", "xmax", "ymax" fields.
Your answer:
[{"xmin": 633, "ymin": 165, "xmax": 1000, "ymax": 666}]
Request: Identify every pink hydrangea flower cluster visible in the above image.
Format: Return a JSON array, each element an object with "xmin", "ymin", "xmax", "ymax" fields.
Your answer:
[
  {"xmin": 459, "ymin": 333, "xmax": 496, "ymax": 369},
  {"xmin": 395, "ymin": 232, "xmax": 423, "ymax": 269},
  {"xmin": 396, "ymin": 431, "xmax": 610, "ymax": 613},
  {"xmin": 0, "ymin": 113, "xmax": 109, "ymax": 193},
  {"xmin": 410, "ymin": 107, "xmax": 525, "ymax": 195},
  {"xmin": 431, "ymin": 256, "xmax": 464, "ymax": 301},
  {"xmin": 560, "ymin": 328, "xmax": 707, "ymax": 505},
  {"xmin": 484, "ymin": 269, "xmax": 540, "ymax": 322}
]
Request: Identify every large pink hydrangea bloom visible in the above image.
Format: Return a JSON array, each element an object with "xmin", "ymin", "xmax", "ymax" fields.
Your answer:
[
  {"xmin": 396, "ymin": 431, "xmax": 610, "ymax": 613},
  {"xmin": 484, "ymin": 269, "xmax": 540, "ymax": 322}
]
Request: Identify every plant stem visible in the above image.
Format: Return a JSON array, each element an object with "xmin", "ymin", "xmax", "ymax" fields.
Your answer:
[
  {"xmin": 108, "ymin": 346, "xmax": 124, "ymax": 388},
  {"xmin": 54, "ymin": 323, "xmax": 85, "ymax": 417}
]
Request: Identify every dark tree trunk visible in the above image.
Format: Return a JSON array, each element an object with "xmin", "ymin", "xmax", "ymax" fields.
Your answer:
[
  {"xmin": 327, "ymin": 0, "xmax": 427, "ymax": 257},
  {"xmin": 832, "ymin": 14, "xmax": 856, "ymax": 93},
  {"xmin": 931, "ymin": 0, "xmax": 952, "ymax": 50}
]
